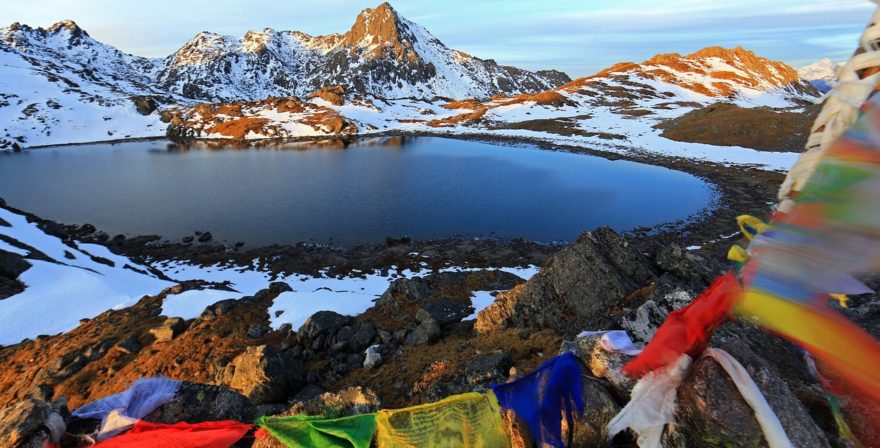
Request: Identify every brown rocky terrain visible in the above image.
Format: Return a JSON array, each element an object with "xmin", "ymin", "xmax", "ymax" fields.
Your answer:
[
  {"xmin": 657, "ymin": 103, "xmax": 823, "ymax": 152},
  {"xmin": 3, "ymin": 185, "xmax": 878, "ymax": 446}
]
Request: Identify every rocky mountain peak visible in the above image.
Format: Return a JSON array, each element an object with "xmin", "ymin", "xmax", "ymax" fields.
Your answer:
[
  {"xmin": 47, "ymin": 19, "xmax": 88, "ymax": 37},
  {"xmin": 338, "ymin": 2, "xmax": 420, "ymax": 61}
]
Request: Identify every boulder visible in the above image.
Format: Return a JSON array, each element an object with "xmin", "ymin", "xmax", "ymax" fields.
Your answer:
[
  {"xmin": 145, "ymin": 381, "xmax": 257, "ymax": 424},
  {"xmin": 363, "ymin": 345, "xmax": 382, "ymax": 370},
  {"xmin": 131, "ymin": 96, "xmax": 158, "ymax": 115},
  {"xmin": 464, "ymin": 352, "xmax": 512, "ymax": 385},
  {"xmin": 115, "ymin": 334, "xmax": 142, "ymax": 355},
  {"xmin": 674, "ymin": 354, "xmax": 830, "ymax": 448},
  {"xmin": 405, "ymin": 318, "xmax": 441, "ymax": 346},
  {"xmin": 298, "ymin": 311, "xmax": 351, "ymax": 342},
  {"xmin": 476, "ymin": 228, "xmax": 657, "ymax": 336},
  {"xmin": 0, "ymin": 399, "xmax": 65, "ymax": 448},
  {"xmin": 227, "ymin": 345, "xmax": 305, "ymax": 405},
  {"xmin": 149, "ymin": 317, "xmax": 187, "ymax": 342}
]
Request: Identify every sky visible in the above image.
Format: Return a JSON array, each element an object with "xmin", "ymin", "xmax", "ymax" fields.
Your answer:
[{"xmin": 1, "ymin": 0, "xmax": 875, "ymax": 77}]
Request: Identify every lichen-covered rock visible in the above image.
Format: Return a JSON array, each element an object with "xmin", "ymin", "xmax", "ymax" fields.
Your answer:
[
  {"xmin": 226, "ymin": 345, "xmax": 305, "ymax": 405},
  {"xmin": 0, "ymin": 398, "xmax": 65, "ymax": 448},
  {"xmin": 146, "ymin": 381, "xmax": 257, "ymax": 424},
  {"xmin": 477, "ymin": 228, "xmax": 657, "ymax": 336}
]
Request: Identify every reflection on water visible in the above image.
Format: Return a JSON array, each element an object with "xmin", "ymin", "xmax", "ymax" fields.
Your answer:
[{"xmin": 0, "ymin": 137, "xmax": 714, "ymax": 246}]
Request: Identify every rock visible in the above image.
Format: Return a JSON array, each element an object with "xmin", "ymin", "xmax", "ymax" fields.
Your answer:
[
  {"xmin": 0, "ymin": 399, "xmax": 64, "ymax": 447},
  {"xmin": 0, "ymin": 249, "xmax": 31, "ymax": 278},
  {"xmin": 298, "ymin": 311, "xmax": 351, "ymax": 342},
  {"xmin": 267, "ymin": 281, "xmax": 293, "ymax": 294},
  {"xmin": 115, "ymin": 334, "xmax": 142, "ymax": 355},
  {"xmin": 227, "ymin": 345, "xmax": 305, "ymax": 405},
  {"xmin": 149, "ymin": 317, "xmax": 187, "ymax": 342},
  {"xmin": 131, "ymin": 96, "xmax": 158, "ymax": 115},
  {"xmin": 182, "ymin": 235, "xmax": 194, "ymax": 243},
  {"xmin": 405, "ymin": 318, "xmax": 441, "ymax": 346},
  {"xmin": 653, "ymin": 244, "xmax": 715, "ymax": 287},
  {"xmin": 363, "ymin": 345, "xmax": 382, "ymax": 370},
  {"xmin": 287, "ymin": 386, "xmax": 380, "ymax": 417},
  {"xmin": 197, "ymin": 232, "xmax": 213, "ymax": 243},
  {"xmin": 464, "ymin": 352, "xmax": 512, "ymax": 385},
  {"xmin": 621, "ymin": 300, "xmax": 669, "ymax": 344},
  {"xmin": 145, "ymin": 381, "xmax": 257, "ymax": 424},
  {"xmin": 248, "ymin": 324, "xmax": 270, "ymax": 339},
  {"xmin": 306, "ymin": 85, "xmax": 346, "ymax": 106},
  {"xmin": 674, "ymin": 354, "xmax": 829, "ymax": 448},
  {"xmin": 476, "ymin": 227, "xmax": 657, "ymax": 336},
  {"xmin": 200, "ymin": 299, "xmax": 238, "ymax": 320},
  {"xmin": 348, "ymin": 322, "xmax": 376, "ymax": 352},
  {"xmin": 568, "ymin": 334, "xmax": 636, "ymax": 398},
  {"xmin": 416, "ymin": 300, "xmax": 474, "ymax": 326}
]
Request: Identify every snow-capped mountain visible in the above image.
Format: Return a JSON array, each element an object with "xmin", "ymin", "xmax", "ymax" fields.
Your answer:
[
  {"xmin": 0, "ymin": 3, "xmax": 570, "ymax": 147},
  {"xmin": 798, "ymin": 58, "xmax": 839, "ymax": 93},
  {"xmin": 167, "ymin": 45, "xmax": 820, "ymax": 171},
  {"xmin": 158, "ymin": 3, "xmax": 569, "ymax": 101},
  {"xmin": 567, "ymin": 46, "xmax": 817, "ymax": 104}
]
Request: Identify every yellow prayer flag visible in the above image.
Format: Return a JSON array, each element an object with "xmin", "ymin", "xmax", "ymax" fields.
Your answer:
[{"xmin": 375, "ymin": 392, "xmax": 510, "ymax": 448}]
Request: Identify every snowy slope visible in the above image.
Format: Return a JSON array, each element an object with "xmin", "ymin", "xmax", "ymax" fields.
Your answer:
[
  {"xmin": 0, "ymin": 205, "xmax": 537, "ymax": 345},
  {"xmin": 0, "ymin": 21, "xmax": 172, "ymax": 147}
]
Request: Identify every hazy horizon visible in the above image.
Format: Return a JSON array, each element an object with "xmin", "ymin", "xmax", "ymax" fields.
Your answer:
[{"xmin": 1, "ymin": 0, "xmax": 874, "ymax": 77}]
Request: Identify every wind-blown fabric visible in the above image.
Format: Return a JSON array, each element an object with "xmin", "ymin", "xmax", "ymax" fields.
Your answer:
[
  {"xmin": 607, "ymin": 355, "xmax": 692, "ymax": 448},
  {"xmin": 736, "ymin": 90, "xmax": 880, "ymax": 444},
  {"xmin": 256, "ymin": 413, "xmax": 377, "ymax": 448},
  {"xmin": 72, "ymin": 377, "xmax": 181, "ymax": 439},
  {"xmin": 92, "ymin": 420, "xmax": 252, "ymax": 447},
  {"xmin": 703, "ymin": 348, "xmax": 793, "ymax": 448},
  {"xmin": 375, "ymin": 392, "xmax": 509, "ymax": 448},
  {"xmin": 490, "ymin": 353, "xmax": 585, "ymax": 447},
  {"xmin": 72, "ymin": 378, "xmax": 181, "ymax": 420},
  {"xmin": 622, "ymin": 273, "xmax": 740, "ymax": 379}
]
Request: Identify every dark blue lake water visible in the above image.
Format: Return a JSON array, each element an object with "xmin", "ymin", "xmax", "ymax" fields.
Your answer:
[{"xmin": 0, "ymin": 137, "xmax": 714, "ymax": 246}]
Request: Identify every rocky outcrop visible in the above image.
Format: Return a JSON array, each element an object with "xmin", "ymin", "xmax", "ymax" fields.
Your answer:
[{"xmin": 476, "ymin": 227, "xmax": 657, "ymax": 336}]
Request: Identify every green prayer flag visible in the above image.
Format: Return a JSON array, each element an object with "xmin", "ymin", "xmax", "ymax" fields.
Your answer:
[{"xmin": 257, "ymin": 413, "xmax": 377, "ymax": 448}]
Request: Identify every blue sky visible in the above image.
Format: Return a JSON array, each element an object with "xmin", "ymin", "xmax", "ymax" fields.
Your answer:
[{"xmin": 1, "ymin": 0, "xmax": 875, "ymax": 77}]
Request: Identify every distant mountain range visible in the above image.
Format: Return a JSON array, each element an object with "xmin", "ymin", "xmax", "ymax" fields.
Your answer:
[{"xmin": 0, "ymin": 2, "xmax": 827, "ymax": 151}]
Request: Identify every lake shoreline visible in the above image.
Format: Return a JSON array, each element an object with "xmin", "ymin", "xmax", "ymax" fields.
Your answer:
[{"xmin": 0, "ymin": 131, "xmax": 783, "ymax": 277}]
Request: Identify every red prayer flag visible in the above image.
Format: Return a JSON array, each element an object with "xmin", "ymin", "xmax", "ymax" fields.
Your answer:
[
  {"xmin": 622, "ymin": 272, "xmax": 740, "ymax": 379},
  {"xmin": 92, "ymin": 420, "xmax": 252, "ymax": 448}
]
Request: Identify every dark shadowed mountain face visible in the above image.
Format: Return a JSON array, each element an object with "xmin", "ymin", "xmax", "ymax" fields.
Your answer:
[{"xmin": 1, "ymin": 3, "xmax": 570, "ymax": 104}]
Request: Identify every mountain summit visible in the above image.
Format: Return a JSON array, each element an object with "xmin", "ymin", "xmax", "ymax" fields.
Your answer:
[{"xmin": 156, "ymin": 3, "xmax": 569, "ymax": 100}]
